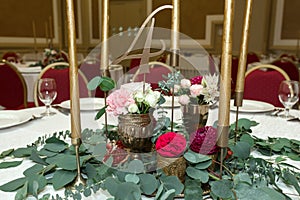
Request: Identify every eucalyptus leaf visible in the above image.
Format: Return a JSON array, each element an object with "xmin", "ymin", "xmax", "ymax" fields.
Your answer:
[
  {"xmin": 125, "ymin": 174, "xmax": 140, "ymax": 184},
  {"xmin": 27, "ymin": 174, "xmax": 47, "ymax": 195},
  {"xmin": 98, "ymin": 76, "xmax": 115, "ymax": 92},
  {"xmin": 103, "ymin": 177, "xmax": 120, "ymax": 196},
  {"xmin": 0, "ymin": 177, "xmax": 26, "ymax": 192},
  {"xmin": 44, "ymin": 143, "xmax": 67, "ymax": 153},
  {"xmin": 186, "ymin": 167, "xmax": 209, "ymax": 183},
  {"xmin": 127, "ymin": 159, "xmax": 145, "ymax": 174},
  {"xmin": 230, "ymin": 141, "xmax": 251, "ymax": 159},
  {"xmin": 95, "ymin": 106, "xmax": 107, "ymax": 120},
  {"xmin": 160, "ymin": 189, "xmax": 175, "ymax": 200},
  {"xmin": 0, "ymin": 160, "xmax": 22, "ymax": 169},
  {"xmin": 160, "ymin": 176, "xmax": 184, "ymax": 195},
  {"xmin": 283, "ymin": 170, "xmax": 300, "ymax": 195},
  {"xmin": 30, "ymin": 150, "xmax": 48, "ymax": 165},
  {"xmin": 210, "ymin": 179, "xmax": 233, "ymax": 199},
  {"xmin": 233, "ymin": 172, "xmax": 252, "ymax": 185},
  {"xmin": 194, "ymin": 159, "xmax": 212, "ymax": 170},
  {"xmin": 154, "ymin": 183, "xmax": 164, "ymax": 200},
  {"xmin": 258, "ymin": 187, "xmax": 286, "ymax": 200},
  {"xmin": 138, "ymin": 174, "xmax": 158, "ymax": 195},
  {"xmin": 115, "ymin": 182, "xmax": 141, "ymax": 200},
  {"xmin": 45, "ymin": 136, "xmax": 67, "ymax": 145},
  {"xmin": 23, "ymin": 164, "xmax": 44, "ymax": 176},
  {"xmin": 52, "ymin": 170, "xmax": 77, "ymax": 190},
  {"xmin": 12, "ymin": 147, "xmax": 35, "ymax": 158},
  {"xmin": 184, "ymin": 151, "xmax": 211, "ymax": 164},
  {"xmin": 87, "ymin": 76, "xmax": 102, "ymax": 90},
  {"xmin": 0, "ymin": 148, "xmax": 14, "ymax": 158},
  {"xmin": 184, "ymin": 178, "xmax": 203, "ymax": 200},
  {"xmin": 15, "ymin": 181, "xmax": 28, "ymax": 200},
  {"xmin": 37, "ymin": 148, "xmax": 58, "ymax": 157}
]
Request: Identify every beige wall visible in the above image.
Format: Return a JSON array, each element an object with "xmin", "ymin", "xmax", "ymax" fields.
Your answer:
[{"xmin": 0, "ymin": 0, "xmax": 298, "ymax": 58}]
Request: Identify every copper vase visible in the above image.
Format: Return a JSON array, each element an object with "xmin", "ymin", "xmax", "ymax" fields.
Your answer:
[{"xmin": 118, "ymin": 113, "xmax": 155, "ymax": 152}]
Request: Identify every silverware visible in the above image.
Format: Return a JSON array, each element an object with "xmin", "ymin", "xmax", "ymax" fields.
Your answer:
[
  {"xmin": 287, "ymin": 117, "xmax": 300, "ymax": 122},
  {"xmin": 52, "ymin": 105, "xmax": 70, "ymax": 116}
]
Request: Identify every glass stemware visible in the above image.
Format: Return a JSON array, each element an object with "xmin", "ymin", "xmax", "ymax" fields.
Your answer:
[
  {"xmin": 278, "ymin": 80, "xmax": 300, "ymax": 118},
  {"xmin": 38, "ymin": 78, "xmax": 57, "ymax": 116}
]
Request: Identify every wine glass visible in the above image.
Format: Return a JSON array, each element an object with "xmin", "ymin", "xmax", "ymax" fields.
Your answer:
[
  {"xmin": 278, "ymin": 80, "xmax": 300, "ymax": 118},
  {"xmin": 38, "ymin": 78, "xmax": 57, "ymax": 116}
]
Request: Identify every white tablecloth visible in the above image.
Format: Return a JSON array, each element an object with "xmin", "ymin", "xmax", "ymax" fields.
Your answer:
[{"xmin": 0, "ymin": 106, "xmax": 299, "ymax": 199}]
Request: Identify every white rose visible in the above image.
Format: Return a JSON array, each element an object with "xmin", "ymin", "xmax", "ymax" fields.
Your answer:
[
  {"xmin": 152, "ymin": 91, "xmax": 161, "ymax": 100},
  {"xmin": 145, "ymin": 93, "xmax": 158, "ymax": 107},
  {"xmin": 128, "ymin": 103, "xmax": 139, "ymax": 113},
  {"xmin": 180, "ymin": 79, "xmax": 191, "ymax": 88},
  {"xmin": 134, "ymin": 91, "xmax": 144, "ymax": 103}
]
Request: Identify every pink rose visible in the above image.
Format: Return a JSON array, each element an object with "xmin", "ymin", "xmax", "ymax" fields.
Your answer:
[
  {"xmin": 106, "ymin": 89, "xmax": 134, "ymax": 115},
  {"xmin": 180, "ymin": 79, "xmax": 191, "ymax": 88},
  {"xmin": 178, "ymin": 94, "xmax": 190, "ymax": 105},
  {"xmin": 190, "ymin": 84, "xmax": 203, "ymax": 97}
]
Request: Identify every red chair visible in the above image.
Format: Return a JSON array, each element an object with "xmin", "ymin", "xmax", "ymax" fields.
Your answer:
[
  {"xmin": 246, "ymin": 52, "xmax": 260, "ymax": 66},
  {"xmin": 34, "ymin": 62, "xmax": 91, "ymax": 106},
  {"xmin": 2, "ymin": 52, "xmax": 22, "ymax": 63},
  {"xmin": 271, "ymin": 58, "xmax": 299, "ymax": 81},
  {"xmin": 244, "ymin": 64, "xmax": 290, "ymax": 107},
  {"xmin": 131, "ymin": 61, "xmax": 174, "ymax": 90},
  {"xmin": 0, "ymin": 60, "xmax": 28, "ymax": 109}
]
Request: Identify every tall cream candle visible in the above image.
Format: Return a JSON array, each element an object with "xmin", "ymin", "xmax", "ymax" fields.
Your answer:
[{"xmin": 100, "ymin": 0, "xmax": 109, "ymax": 74}]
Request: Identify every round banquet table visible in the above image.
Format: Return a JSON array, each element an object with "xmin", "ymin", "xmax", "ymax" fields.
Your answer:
[{"xmin": 0, "ymin": 105, "xmax": 299, "ymax": 199}]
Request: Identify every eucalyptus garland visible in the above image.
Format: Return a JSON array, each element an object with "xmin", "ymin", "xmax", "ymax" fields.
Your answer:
[{"xmin": 0, "ymin": 119, "xmax": 299, "ymax": 200}]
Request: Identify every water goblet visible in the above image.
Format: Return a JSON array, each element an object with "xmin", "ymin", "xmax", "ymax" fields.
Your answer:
[
  {"xmin": 38, "ymin": 78, "xmax": 57, "ymax": 116},
  {"xmin": 278, "ymin": 80, "xmax": 299, "ymax": 118}
]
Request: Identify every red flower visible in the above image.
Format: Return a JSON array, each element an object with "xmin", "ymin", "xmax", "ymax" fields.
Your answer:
[
  {"xmin": 155, "ymin": 132, "xmax": 187, "ymax": 157},
  {"xmin": 190, "ymin": 76, "xmax": 203, "ymax": 85},
  {"xmin": 190, "ymin": 126, "xmax": 219, "ymax": 155}
]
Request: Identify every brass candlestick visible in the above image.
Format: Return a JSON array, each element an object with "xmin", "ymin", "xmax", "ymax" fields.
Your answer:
[
  {"xmin": 217, "ymin": 0, "xmax": 234, "ymax": 177},
  {"xmin": 65, "ymin": 0, "xmax": 85, "ymax": 185},
  {"xmin": 234, "ymin": 0, "xmax": 253, "ymax": 142}
]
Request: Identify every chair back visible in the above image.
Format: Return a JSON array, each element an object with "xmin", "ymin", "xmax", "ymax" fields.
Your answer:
[
  {"xmin": 246, "ymin": 52, "xmax": 260, "ymax": 65},
  {"xmin": 271, "ymin": 58, "xmax": 299, "ymax": 81},
  {"xmin": 2, "ymin": 52, "xmax": 22, "ymax": 63},
  {"xmin": 34, "ymin": 62, "xmax": 91, "ymax": 106},
  {"xmin": 244, "ymin": 64, "xmax": 290, "ymax": 107},
  {"xmin": 0, "ymin": 60, "xmax": 28, "ymax": 109},
  {"xmin": 131, "ymin": 61, "xmax": 174, "ymax": 90}
]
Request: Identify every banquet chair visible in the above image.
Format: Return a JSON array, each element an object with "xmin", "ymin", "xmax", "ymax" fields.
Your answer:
[
  {"xmin": 246, "ymin": 52, "xmax": 260, "ymax": 65},
  {"xmin": 131, "ymin": 61, "xmax": 174, "ymax": 90},
  {"xmin": 244, "ymin": 64, "xmax": 290, "ymax": 107},
  {"xmin": 34, "ymin": 62, "xmax": 91, "ymax": 106},
  {"xmin": 2, "ymin": 52, "xmax": 22, "ymax": 63},
  {"xmin": 271, "ymin": 58, "xmax": 299, "ymax": 81},
  {"xmin": 0, "ymin": 60, "xmax": 28, "ymax": 109}
]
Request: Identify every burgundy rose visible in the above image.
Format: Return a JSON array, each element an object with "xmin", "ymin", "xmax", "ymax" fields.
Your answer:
[
  {"xmin": 190, "ymin": 76, "xmax": 203, "ymax": 85},
  {"xmin": 190, "ymin": 126, "xmax": 219, "ymax": 155},
  {"xmin": 155, "ymin": 132, "xmax": 187, "ymax": 158}
]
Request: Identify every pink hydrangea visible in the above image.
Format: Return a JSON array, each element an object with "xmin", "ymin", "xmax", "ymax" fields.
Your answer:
[
  {"xmin": 190, "ymin": 126, "xmax": 219, "ymax": 155},
  {"xmin": 106, "ymin": 89, "xmax": 135, "ymax": 116},
  {"xmin": 178, "ymin": 94, "xmax": 190, "ymax": 105}
]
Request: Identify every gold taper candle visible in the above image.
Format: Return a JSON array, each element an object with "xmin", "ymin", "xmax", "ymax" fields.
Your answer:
[
  {"xmin": 234, "ymin": 0, "xmax": 253, "ymax": 107},
  {"xmin": 217, "ymin": 0, "xmax": 234, "ymax": 148},
  {"xmin": 65, "ymin": 0, "xmax": 81, "ymax": 144},
  {"xmin": 100, "ymin": 0, "xmax": 109, "ymax": 75},
  {"xmin": 32, "ymin": 21, "xmax": 37, "ymax": 53},
  {"xmin": 170, "ymin": 0, "xmax": 180, "ymax": 67},
  {"xmin": 49, "ymin": 16, "xmax": 53, "ymax": 48}
]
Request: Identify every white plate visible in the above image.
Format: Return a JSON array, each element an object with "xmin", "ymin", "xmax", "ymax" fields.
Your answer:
[
  {"xmin": 161, "ymin": 96, "xmax": 181, "ymax": 108},
  {"xmin": 60, "ymin": 98, "xmax": 105, "ymax": 111},
  {"xmin": 0, "ymin": 111, "xmax": 32, "ymax": 129},
  {"xmin": 230, "ymin": 99, "xmax": 275, "ymax": 113}
]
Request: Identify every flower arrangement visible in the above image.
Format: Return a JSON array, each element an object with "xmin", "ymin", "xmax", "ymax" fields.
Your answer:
[
  {"xmin": 176, "ymin": 74, "xmax": 219, "ymax": 105},
  {"xmin": 155, "ymin": 132, "xmax": 187, "ymax": 157},
  {"xmin": 106, "ymin": 83, "xmax": 162, "ymax": 116},
  {"xmin": 42, "ymin": 48, "xmax": 66, "ymax": 67}
]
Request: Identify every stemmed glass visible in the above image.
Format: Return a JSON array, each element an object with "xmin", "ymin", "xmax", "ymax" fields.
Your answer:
[
  {"xmin": 38, "ymin": 78, "xmax": 57, "ymax": 116},
  {"xmin": 278, "ymin": 80, "xmax": 300, "ymax": 118}
]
